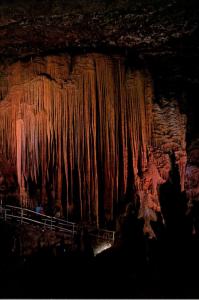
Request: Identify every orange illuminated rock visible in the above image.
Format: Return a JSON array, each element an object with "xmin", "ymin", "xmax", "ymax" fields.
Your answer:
[{"xmin": 0, "ymin": 53, "xmax": 187, "ymax": 233}]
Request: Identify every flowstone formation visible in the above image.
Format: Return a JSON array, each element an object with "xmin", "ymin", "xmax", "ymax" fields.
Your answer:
[
  {"xmin": 0, "ymin": 53, "xmax": 187, "ymax": 236},
  {"xmin": 137, "ymin": 99, "xmax": 187, "ymax": 236},
  {"xmin": 185, "ymin": 139, "xmax": 199, "ymax": 208}
]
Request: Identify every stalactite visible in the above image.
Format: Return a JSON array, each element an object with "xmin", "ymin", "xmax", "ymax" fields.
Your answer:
[
  {"xmin": 0, "ymin": 54, "xmax": 153, "ymax": 223},
  {"xmin": 0, "ymin": 53, "xmax": 187, "ymax": 233},
  {"xmin": 94, "ymin": 54, "xmax": 118, "ymax": 223},
  {"xmin": 125, "ymin": 69, "xmax": 154, "ymax": 234}
]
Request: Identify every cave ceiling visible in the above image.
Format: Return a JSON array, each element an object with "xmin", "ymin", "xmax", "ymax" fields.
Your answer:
[
  {"xmin": 0, "ymin": 0, "xmax": 199, "ymax": 140},
  {"xmin": 0, "ymin": 0, "xmax": 198, "ymax": 59}
]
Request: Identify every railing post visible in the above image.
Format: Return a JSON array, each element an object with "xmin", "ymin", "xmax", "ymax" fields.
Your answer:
[
  {"xmin": 44, "ymin": 219, "xmax": 46, "ymax": 230},
  {"xmin": 72, "ymin": 224, "xmax": 75, "ymax": 236},
  {"xmin": 21, "ymin": 208, "xmax": 23, "ymax": 224},
  {"xmin": 4, "ymin": 209, "xmax": 6, "ymax": 221},
  {"xmin": 113, "ymin": 231, "xmax": 115, "ymax": 243}
]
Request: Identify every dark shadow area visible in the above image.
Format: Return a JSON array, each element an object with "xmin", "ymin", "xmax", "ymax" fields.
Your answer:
[
  {"xmin": 0, "ymin": 153, "xmax": 198, "ymax": 299},
  {"xmin": 1, "ymin": 183, "xmax": 199, "ymax": 300}
]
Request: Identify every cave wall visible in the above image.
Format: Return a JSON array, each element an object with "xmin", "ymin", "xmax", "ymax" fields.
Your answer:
[
  {"xmin": 139, "ymin": 98, "xmax": 187, "ymax": 236},
  {"xmin": 0, "ymin": 53, "xmax": 188, "ymax": 235},
  {"xmin": 185, "ymin": 139, "xmax": 199, "ymax": 207}
]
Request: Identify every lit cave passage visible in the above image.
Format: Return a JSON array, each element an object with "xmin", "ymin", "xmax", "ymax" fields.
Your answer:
[{"xmin": 0, "ymin": 0, "xmax": 199, "ymax": 298}]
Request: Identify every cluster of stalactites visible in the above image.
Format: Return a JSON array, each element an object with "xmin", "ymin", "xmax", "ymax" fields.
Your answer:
[
  {"xmin": 0, "ymin": 53, "xmax": 154, "ymax": 226},
  {"xmin": 137, "ymin": 98, "xmax": 187, "ymax": 237},
  {"xmin": 117, "ymin": 96, "xmax": 187, "ymax": 237},
  {"xmin": 152, "ymin": 99, "xmax": 187, "ymax": 192}
]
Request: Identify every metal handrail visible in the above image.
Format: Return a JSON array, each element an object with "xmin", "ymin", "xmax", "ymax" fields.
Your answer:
[
  {"xmin": 87, "ymin": 225, "xmax": 115, "ymax": 241},
  {"xmin": 6, "ymin": 205, "xmax": 52, "ymax": 219},
  {"xmin": 1, "ymin": 205, "xmax": 75, "ymax": 234},
  {"xmin": 5, "ymin": 213, "xmax": 48, "ymax": 226},
  {"xmin": 0, "ymin": 204, "xmax": 115, "ymax": 242},
  {"xmin": 6, "ymin": 204, "xmax": 76, "ymax": 226},
  {"xmin": 51, "ymin": 216, "xmax": 76, "ymax": 225}
]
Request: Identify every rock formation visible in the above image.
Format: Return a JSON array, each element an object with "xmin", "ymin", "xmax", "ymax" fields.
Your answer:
[
  {"xmin": 0, "ymin": 53, "xmax": 188, "ymax": 236},
  {"xmin": 186, "ymin": 139, "xmax": 199, "ymax": 206},
  {"xmin": 0, "ymin": 0, "xmax": 198, "ymax": 239}
]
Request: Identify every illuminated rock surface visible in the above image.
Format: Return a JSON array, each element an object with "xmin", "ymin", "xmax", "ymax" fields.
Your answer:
[{"xmin": 0, "ymin": 53, "xmax": 189, "ymax": 237}]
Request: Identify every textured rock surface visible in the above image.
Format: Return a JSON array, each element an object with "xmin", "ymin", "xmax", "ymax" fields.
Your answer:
[
  {"xmin": 0, "ymin": 220, "xmax": 71, "ymax": 256},
  {"xmin": 0, "ymin": 0, "xmax": 198, "ymax": 141},
  {"xmin": 186, "ymin": 139, "xmax": 199, "ymax": 205},
  {"xmin": 0, "ymin": 53, "xmax": 188, "ymax": 236},
  {"xmin": 0, "ymin": 156, "xmax": 18, "ymax": 204},
  {"xmin": 18, "ymin": 224, "xmax": 73, "ymax": 256},
  {"xmin": 0, "ymin": 0, "xmax": 198, "ymax": 60},
  {"xmin": 0, "ymin": 54, "xmax": 153, "ymax": 225},
  {"xmin": 0, "ymin": 0, "xmax": 198, "ymax": 236}
]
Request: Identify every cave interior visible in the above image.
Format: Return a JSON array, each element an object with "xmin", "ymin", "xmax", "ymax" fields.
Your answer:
[{"xmin": 0, "ymin": 0, "xmax": 199, "ymax": 298}]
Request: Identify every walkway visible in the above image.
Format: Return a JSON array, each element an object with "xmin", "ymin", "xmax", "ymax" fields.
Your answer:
[{"xmin": 0, "ymin": 204, "xmax": 115, "ymax": 244}]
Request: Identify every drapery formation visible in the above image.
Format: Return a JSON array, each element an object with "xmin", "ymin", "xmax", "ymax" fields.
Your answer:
[
  {"xmin": 0, "ymin": 54, "xmax": 154, "ymax": 226},
  {"xmin": 0, "ymin": 53, "xmax": 187, "ymax": 232}
]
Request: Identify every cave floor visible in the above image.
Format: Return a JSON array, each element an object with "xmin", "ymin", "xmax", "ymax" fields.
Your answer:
[
  {"xmin": 1, "ymin": 218, "xmax": 199, "ymax": 299},
  {"xmin": 1, "ymin": 238, "xmax": 199, "ymax": 299}
]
